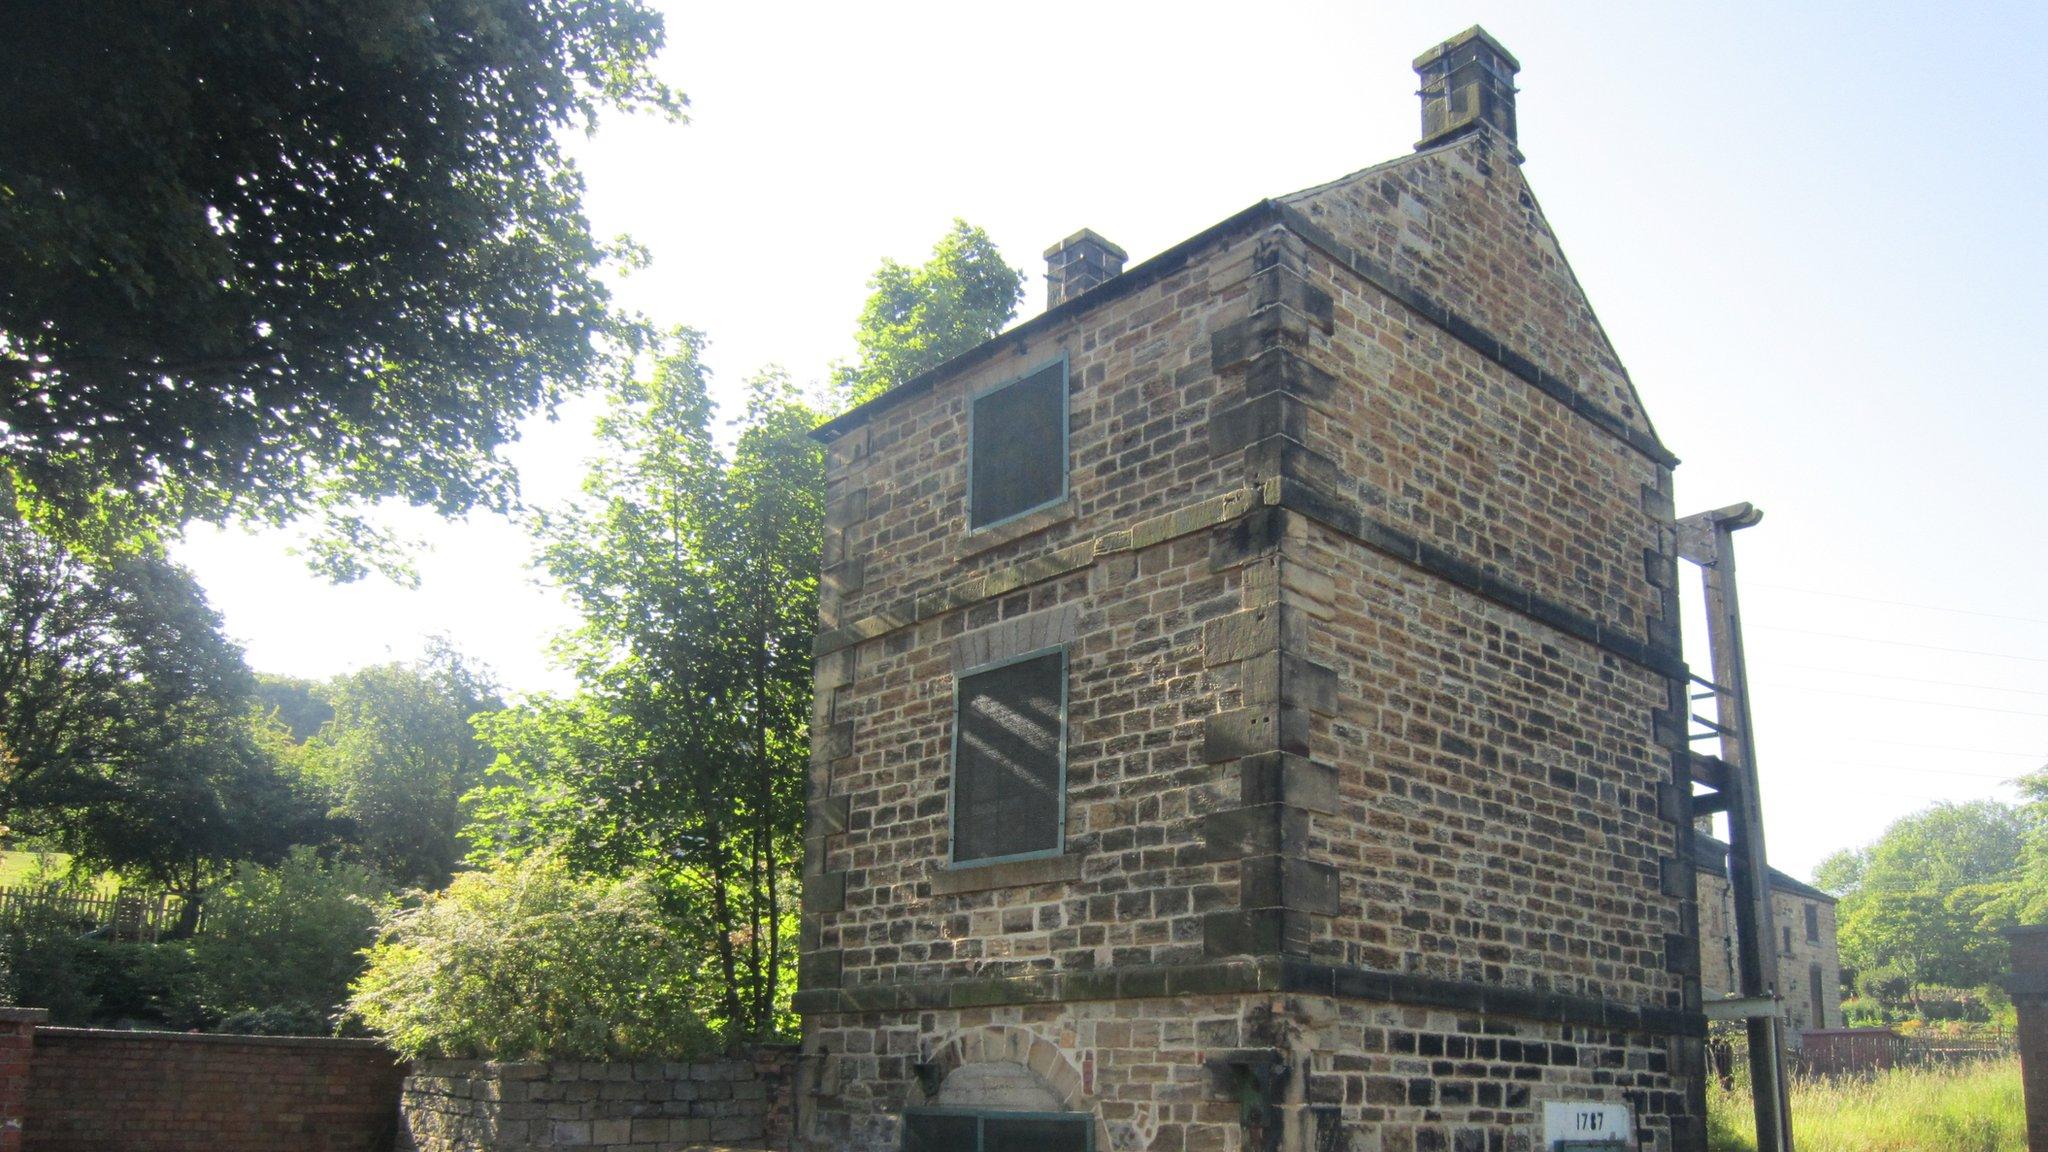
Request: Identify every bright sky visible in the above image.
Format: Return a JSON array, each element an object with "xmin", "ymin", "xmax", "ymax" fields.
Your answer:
[{"xmin": 176, "ymin": 1, "xmax": 2048, "ymax": 883}]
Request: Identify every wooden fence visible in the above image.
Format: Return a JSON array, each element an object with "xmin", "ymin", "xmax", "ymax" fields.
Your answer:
[
  {"xmin": 1789, "ymin": 1027, "xmax": 2015, "ymax": 1078},
  {"xmin": 0, "ymin": 886, "xmax": 199, "ymax": 941}
]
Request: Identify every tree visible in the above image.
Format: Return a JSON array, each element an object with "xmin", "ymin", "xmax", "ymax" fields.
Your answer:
[
  {"xmin": 1829, "ymin": 801, "xmax": 2023, "ymax": 997},
  {"xmin": 299, "ymin": 647, "xmax": 501, "ymax": 888},
  {"xmin": 0, "ymin": 0, "xmax": 681, "ymax": 569},
  {"xmin": 471, "ymin": 335, "xmax": 821, "ymax": 1040},
  {"xmin": 833, "ymin": 220, "xmax": 1024, "ymax": 406},
  {"xmin": 253, "ymin": 674, "xmax": 333, "ymax": 744},
  {"xmin": 1982, "ymin": 762, "xmax": 2048, "ymax": 922},
  {"xmin": 0, "ymin": 516, "xmax": 315, "ymax": 923}
]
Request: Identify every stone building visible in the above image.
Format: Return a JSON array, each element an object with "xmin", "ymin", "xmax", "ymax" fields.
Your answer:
[
  {"xmin": 800, "ymin": 27, "xmax": 1712, "ymax": 1152},
  {"xmin": 1694, "ymin": 832, "xmax": 1841, "ymax": 1035}
]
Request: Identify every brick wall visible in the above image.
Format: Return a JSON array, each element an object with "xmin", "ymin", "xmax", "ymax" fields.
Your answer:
[
  {"xmin": 26, "ymin": 1027, "xmax": 404, "ymax": 1151},
  {"xmin": 400, "ymin": 1046, "xmax": 797, "ymax": 1151},
  {"xmin": 0, "ymin": 1010, "xmax": 45, "ymax": 1152}
]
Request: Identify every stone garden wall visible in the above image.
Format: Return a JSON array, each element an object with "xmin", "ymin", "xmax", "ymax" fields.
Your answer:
[{"xmin": 401, "ymin": 1046, "xmax": 796, "ymax": 1152}]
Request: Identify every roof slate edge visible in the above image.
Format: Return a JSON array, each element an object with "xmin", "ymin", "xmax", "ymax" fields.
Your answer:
[
  {"xmin": 1693, "ymin": 831, "xmax": 1838, "ymax": 904},
  {"xmin": 811, "ymin": 200, "xmax": 1284, "ymax": 443}
]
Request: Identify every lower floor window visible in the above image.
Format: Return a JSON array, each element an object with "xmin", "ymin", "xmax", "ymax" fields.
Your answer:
[{"xmin": 903, "ymin": 1109, "xmax": 1091, "ymax": 1152}]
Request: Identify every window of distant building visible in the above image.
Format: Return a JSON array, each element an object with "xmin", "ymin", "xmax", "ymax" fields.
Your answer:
[
  {"xmin": 1805, "ymin": 903, "xmax": 1820, "ymax": 944},
  {"xmin": 1782, "ymin": 925, "xmax": 1793, "ymax": 955},
  {"xmin": 968, "ymin": 358, "xmax": 1067, "ymax": 530},
  {"xmin": 1809, "ymin": 963, "xmax": 1826, "ymax": 1029},
  {"xmin": 905, "ymin": 1110, "xmax": 1091, "ymax": 1152},
  {"xmin": 950, "ymin": 649, "xmax": 1066, "ymax": 866}
]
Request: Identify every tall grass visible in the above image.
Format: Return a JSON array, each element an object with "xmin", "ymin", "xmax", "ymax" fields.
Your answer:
[{"xmin": 1706, "ymin": 1057, "xmax": 2023, "ymax": 1152}]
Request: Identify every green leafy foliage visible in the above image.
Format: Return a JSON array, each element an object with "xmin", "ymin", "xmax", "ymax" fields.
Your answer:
[
  {"xmin": 185, "ymin": 848, "xmax": 387, "ymax": 1028},
  {"xmin": 296, "ymin": 648, "xmax": 501, "ymax": 887},
  {"xmin": 254, "ymin": 674, "xmax": 334, "ymax": 744},
  {"xmin": 0, "ymin": 517, "xmax": 320, "ymax": 915},
  {"xmin": 346, "ymin": 854, "xmax": 712, "ymax": 1060},
  {"xmin": 0, "ymin": 0, "xmax": 681, "ymax": 569},
  {"xmin": 1825, "ymin": 801, "xmax": 2021, "ymax": 994},
  {"xmin": 834, "ymin": 220, "xmax": 1024, "ymax": 406},
  {"xmin": 0, "ymin": 850, "xmax": 387, "ymax": 1032},
  {"xmin": 467, "ymin": 335, "xmax": 821, "ymax": 1040},
  {"xmin": 0, "ymin": 900, "xmax": 203, "ymax": 1028}
]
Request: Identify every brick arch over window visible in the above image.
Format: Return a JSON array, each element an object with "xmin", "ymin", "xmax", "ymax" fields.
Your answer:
[{"xmin": 915, "ymin": 1025, "xmax": 1114, "ymax": 1149}]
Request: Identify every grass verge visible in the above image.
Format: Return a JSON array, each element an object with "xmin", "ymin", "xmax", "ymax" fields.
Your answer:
[{"xmin": 1707, "ymin": 1056, "xmax": 2022, "ymax": 1152}]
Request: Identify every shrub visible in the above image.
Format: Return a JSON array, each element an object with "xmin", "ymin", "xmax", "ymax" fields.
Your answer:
[
  {"xmin": 345, "ymin": 854, "xmax": 712, "ymax": 1060},
  {"xmin": 1841, "ymin": 996, "xmax": 1889, "ymax": 1028},
  {"xmin": 216, "ymin": 1004, "xmax": 332, "ymax": 1036},
  {"xmin": 187, "ymin": 848, "xmax": 386, "ymax": 1031}
]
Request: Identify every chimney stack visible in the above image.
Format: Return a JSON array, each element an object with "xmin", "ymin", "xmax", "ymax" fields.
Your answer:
[
  {"xmin": 1413, "ymin": 26, "xmax": 1521, "ymax": 156},
  {"xmin": 1044, "ymin": 229, "xmax": 1127, "ymax": 309}
]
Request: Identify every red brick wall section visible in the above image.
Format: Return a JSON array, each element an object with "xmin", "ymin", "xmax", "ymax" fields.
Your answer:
[
  {"xmin": 0, "ymin": 1010, "xmax": 48, "ymax": 1152},
  {"xmin": 26, "ymin": 1027, "xmax": 405, "ymax": 1152}
]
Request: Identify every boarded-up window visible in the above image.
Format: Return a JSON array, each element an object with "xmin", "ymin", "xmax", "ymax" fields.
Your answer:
[
  {"xmin": 969, "ymin": 361, "xmax": 1066, "ymax": 529},
  {"xmin": 904, "ymin": 1111, "xmax": 1090, "ymax": 1152},
  {"xmin": 1809, "ymin": 962, "xmax": 1826, "ymax": 1029},
  {"xmin": 1805, "ymin": 903, "xmax": 1820, "ymax": 943},
  {"xmin": 952, "ymin": 650, "xmax": 1065, "ymax": 864}
]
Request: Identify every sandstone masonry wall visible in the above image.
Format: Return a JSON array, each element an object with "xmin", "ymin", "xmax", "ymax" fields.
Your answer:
[
  {"xmin": 1696, "ymin": 873, "xmax": 1841, "ymax": 1033},
  {"xmin": 802, "ymin": 126, "xmax": 1707, "ymax": 1152},
  {"xmin": 400, "ymin": 1047, "xmax": 796, "ymax": 1152}
]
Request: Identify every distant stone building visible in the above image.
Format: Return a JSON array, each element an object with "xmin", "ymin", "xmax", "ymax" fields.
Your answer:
[
  {"xmin": 1694, "ymin": 831, "xmax": 1841, "ymax": 1034},
  {"xmin": 799, "ymin": 27, "xmax": 1715, "ymax": 1152}
]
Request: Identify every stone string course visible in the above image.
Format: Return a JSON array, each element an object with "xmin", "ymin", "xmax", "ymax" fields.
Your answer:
[{"xmin": 400, "ymin": 1047, "xmax": 795, "ymax": 1152}]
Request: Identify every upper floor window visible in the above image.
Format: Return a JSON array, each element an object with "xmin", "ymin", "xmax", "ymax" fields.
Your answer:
[
  {"xmin": 969, "ymin": 358, "xmax": 1067, "ymax": 530},
  {"xmin": 1805, "ymin": 903, "xmax": 1821, "ymax": 943},
  {"xmin": 951, "ymin": 649, "xmax": 1066, "ymax": 865}
]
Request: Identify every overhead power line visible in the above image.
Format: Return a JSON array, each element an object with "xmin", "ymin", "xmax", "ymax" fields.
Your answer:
[
  {"xmin": 1769, "ymin": 684, "xmax": 2048, "ymax": 719},
  {"xmin": 1769, "ymin": 662, "xmax": 2048, "ymax": 698},
  {"xmin": 1751, "ymin": 624, "xmax": 2048, "ymax": 664},
  {"xmin": 1815, "ymin": 758, "xmax": 2027, "ymax": 782},
  {"xmin": 1754, "ymin": 582, "xmax": 2048, "ymax": 628},
  {"xmin": 1834, "ymin": 736, "xmax": 2046, "ymax": 761}
]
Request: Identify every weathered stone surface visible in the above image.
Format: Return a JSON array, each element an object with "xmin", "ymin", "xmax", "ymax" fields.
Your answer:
[
  {"xmin": 398, "ymin": 1048, "xmax": 797, "ymax": 1152},
  {"xmin": 799, "ymin": 109, "xmax": 1701, "ymax": 1152}
]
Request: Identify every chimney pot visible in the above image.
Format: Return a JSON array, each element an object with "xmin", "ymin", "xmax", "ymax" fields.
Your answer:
[
  {"xmin": 1044, "ymin": 229, "xmax": 1127, "ymax": 309},
  {"xmin": 1413, "ymin": 26, "xmax": 1522, "ymax": 157}
]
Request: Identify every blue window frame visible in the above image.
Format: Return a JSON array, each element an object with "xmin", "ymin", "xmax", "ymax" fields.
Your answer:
[
  {"xmin": 903, "ymin": 1108, "xmax": 1093, "ymax": 1152},
  {"xmin": 967, "ymin": 357, "xmax": 1068, "ymax": 530},
  {"xmin": 949, "ymin": 647, "xmax": 1067, "ymax": 867}
]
